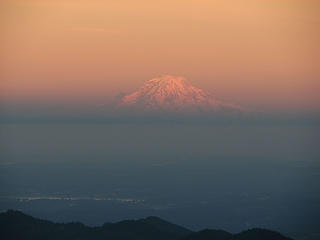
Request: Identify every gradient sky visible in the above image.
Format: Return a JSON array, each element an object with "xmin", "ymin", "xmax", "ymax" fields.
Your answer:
[{"xmin": 1, "ymin": 0, "xmax": 319, "ymax": 112}]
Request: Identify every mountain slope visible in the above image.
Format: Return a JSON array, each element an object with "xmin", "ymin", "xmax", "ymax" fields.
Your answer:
[
  {"xmin": 138, "ymin": 216, "xmax": 192, "ymax": 237},
  {"xmin": 181, "ymin": 229, "xmax": 232, "ymax": 240},
  {"xmin": 182, "ymin": 229, "xmax": 294, "ymax": 240},
  {"xmin": 233, "ymin": 228, "xmax": 294, "ymax": 240},
  {"xmin": 0, "ymin": 210, "xmax": 91, "ymax": 240},
  {"xmin": 0, "ymin": 210, "xmax": 190, "ymax": 240},
  {"xmin": 0, "ymin": 210, "xmax": 294, "ymax": 240},
  {"xmin": 117, "ymin": 75, "xmax": 243, "ymax": 112}
]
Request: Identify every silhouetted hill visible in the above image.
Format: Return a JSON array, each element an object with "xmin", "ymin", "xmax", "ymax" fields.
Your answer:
[
  {"xmin": 0, "ymin": 210, "xmax": 190, "ymax": 240},
  {"xmin": 0, "ymin": 210, "xmax": 92, "ymax": 240},
  {"xmin": 232, "ymin": 228, "xmax": 294, "ymax": 240},
  {"xmin": 181, "ymin": 228, "xmax": 293, "ymax": 240},
  {"xmin": 138, "ymin": 216, "xmax": 192, "ymax": 237},
  {"xmin": 97, "ymin": 218, "xmax": 190, "ymax": 240},
  {"xmin": 181, "ymin": 229, "xmax": 232, "ymax": 240},
  {"xmin": 0, "ymin": 210, "xmax": 294, "ymax": 240}
]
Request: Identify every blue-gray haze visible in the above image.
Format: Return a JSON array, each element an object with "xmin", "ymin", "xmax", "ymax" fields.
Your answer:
[{"xmin": 0, "ymin": 123, "xmax": 319, "ymax": 240}]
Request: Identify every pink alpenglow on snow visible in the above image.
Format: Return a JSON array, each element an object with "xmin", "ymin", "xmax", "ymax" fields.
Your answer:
[{"xmin": 117, "ymin": 75, "xmax": 244, "ymax": 113}]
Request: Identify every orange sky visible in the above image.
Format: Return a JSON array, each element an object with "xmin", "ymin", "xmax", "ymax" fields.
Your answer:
[{"xmin": 1, "ymin": 0, "xmax": 320, "ymax": 111}]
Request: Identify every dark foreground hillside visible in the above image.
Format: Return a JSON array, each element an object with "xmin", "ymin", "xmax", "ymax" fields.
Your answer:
[{"xmin": 0, "ymin": 210, "xmax": 294, "ymax": 240}]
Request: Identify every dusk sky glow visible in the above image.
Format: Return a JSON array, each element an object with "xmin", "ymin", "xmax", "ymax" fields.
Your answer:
[
  {"xmin": 1, "ymin": 2, "xmax": 320, "ymax": 239},
  {"xmin": 1, "ymin": 0, "xmax": 320, "ymax": 112}
]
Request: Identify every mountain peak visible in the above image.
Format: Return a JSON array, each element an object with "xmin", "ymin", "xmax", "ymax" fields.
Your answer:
[
  {"xmin": 116, "ymin": 75, "xmax": 243, "ymax": 112},
  {"xmin": 146, "ymin": 75, "xmax": 189, "ymax": 87}
]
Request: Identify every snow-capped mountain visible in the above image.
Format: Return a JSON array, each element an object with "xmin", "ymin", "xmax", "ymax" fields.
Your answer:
[{"xmin": 116, "ymin": 75, "xmax": 243, "ymax": 112}]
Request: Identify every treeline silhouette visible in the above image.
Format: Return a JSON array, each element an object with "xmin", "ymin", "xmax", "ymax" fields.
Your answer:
[{"xmin": 0, "ymin": 210, "xmax": 294, "ymax": 240}]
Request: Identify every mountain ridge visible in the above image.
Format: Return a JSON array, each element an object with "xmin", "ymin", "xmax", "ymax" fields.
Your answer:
[{"xmin": 0, "ymin": 210, "xmax": 294, "ymax": 240}]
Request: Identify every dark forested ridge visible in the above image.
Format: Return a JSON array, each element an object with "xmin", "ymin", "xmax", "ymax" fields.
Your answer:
[{"xmin": 0, "ymin": 210, "xmax": 294, "ymax": 240}]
